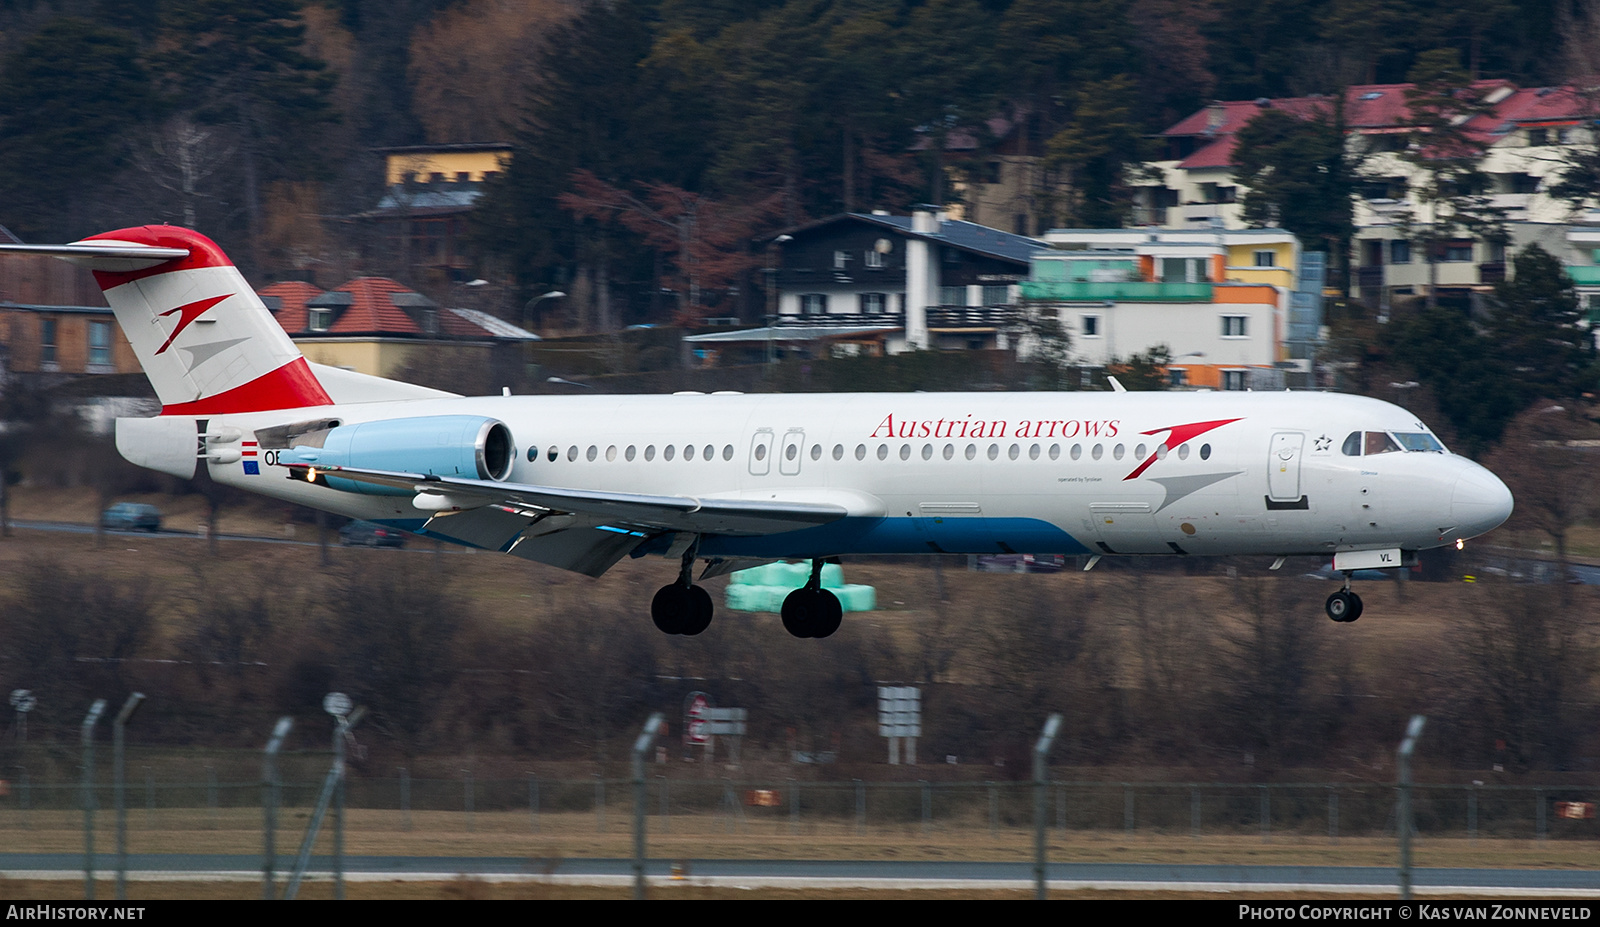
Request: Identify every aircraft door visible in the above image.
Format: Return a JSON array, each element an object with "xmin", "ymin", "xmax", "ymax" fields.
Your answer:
[
  {"xmin": 1267, "ymin": 432, "xmax": 1305, "ymax": 503},
  {"xmin": 749, "ymin": 428, "xmax": 774, "ymax": 476},
  {"xmin": 779, "ymin": 429, "xmax": 805, "ymax": 476}
]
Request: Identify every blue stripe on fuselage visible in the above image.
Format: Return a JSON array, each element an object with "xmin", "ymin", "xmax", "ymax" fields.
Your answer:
[
  {"xmin": 373, "ymin": 515, "xmax": 1091, "ymax": 558},
  {"xmin": 696, "ymin": 516, "xmax": 1091, "ymax": 559}
]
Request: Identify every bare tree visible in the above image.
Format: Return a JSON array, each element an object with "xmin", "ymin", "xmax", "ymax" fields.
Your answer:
[
  {"xmin": 127, "ymin": 116, "xmax": 235, "ymax": 228},
  {"xmin": 1212, "ymin": 578, "xmax": 1345, "ymax": 770},
  {"xmin": 1445, "ymin": 582, "xmax": 1597, "ymax": 771},
  {"xmin": 1482, "ymin": 401, "xmax": 1600, "ymax": 572}
]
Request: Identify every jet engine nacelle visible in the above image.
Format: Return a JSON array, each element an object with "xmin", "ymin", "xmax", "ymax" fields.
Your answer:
[{"xmin": 286, "ymin": 414, "xmax": 514, "ymax": 495}]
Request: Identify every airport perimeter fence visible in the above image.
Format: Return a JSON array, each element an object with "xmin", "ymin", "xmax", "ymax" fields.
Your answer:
[{"xmin": 2, "ymin": 771, "xmax": 1596, "ymax": 851}]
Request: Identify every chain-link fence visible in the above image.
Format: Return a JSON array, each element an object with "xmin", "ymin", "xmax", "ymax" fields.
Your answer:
[{"xmin": 4, "ymin": 771, "xmax": 1595, "ymax": 854}]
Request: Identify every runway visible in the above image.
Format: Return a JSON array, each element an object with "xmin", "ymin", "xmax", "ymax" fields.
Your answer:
[{"xmin": 5, "ymin": 855, "xmax": 1599, "ymax": 896}]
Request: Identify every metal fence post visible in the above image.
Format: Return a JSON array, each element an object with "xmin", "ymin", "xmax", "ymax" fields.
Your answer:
[
  {"xmin": 1537, "ymin": 788, "xmax": 1546, "ymax": 842},
  {"xmin": 1260, "ymin": 785, "xmax": 1270, "ymax": 844},
  {"xmin": 631, "ymin": 713, "xmax": 664, "ymax": 901},
  {"xmin": 206, "ymin": 766, "xmax": 218, "ymax": 830},
  {"xmin": 17, "ymin": 767, "xmax": 29, "ymax": 830},
  {"xmin": 262, "ymin": 717, "xmax": 292, "ymax": 900},
  {"xmin": 112, "ymin": 693, "xmax": 145, "ymax": 901},
  {"xmin": 920, "ymin": 781, "xmax": 931, "ymax": 834},
  {"xmin": 1123, "ymin": 784, "xmax": 1133, "ymax": 836},
  {"xmin": 463, "ymin": 769, "xmax": 474, "ymax": 833},
  {"xmin": 854, "ymin": 779, "xmax": 864, "ymax": 835},
  {"xmin": 530, "ymin": 775, "xmax": 539, "ymax": 834},
  {"xmin": 988, "ymin": 781, "xmax": 998, "ymax": 837},
  {"xmin": 1468, "ymin": 784, "xmax": 1477, "ymax": 841},
  {"xmin": 657, "ymin": 776, "xmax": 667, "ymax": 834},
  {"xmin": 1191, "ymin": 787, "xmax": 1201, "ymax": 840},
  {"xmin": 80, "ymin": 698, "xmax": 107, "ymax": 900},
  {"xmin": 399, "ymin": 767, "xmax": 410, "ymax": 832},
  {"xmin": 789, "ymin": 779, "xmax": 798, "ymax": 835},
  {"xmin": 595, "ymin": 774, "xmax": 605, "ymax": 833},
  {"xmin": 1033, "ymin": 714, "xmax": 1061, "ymax": 901},
  {"xmin": 1329, "ymin": 788, "xmax": 1339, "ymax": 844}
]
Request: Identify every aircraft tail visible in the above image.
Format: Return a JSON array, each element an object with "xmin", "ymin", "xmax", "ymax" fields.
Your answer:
[{"xmin": 0, "ymin": 225, "xmax": 333, "ymax": 415}]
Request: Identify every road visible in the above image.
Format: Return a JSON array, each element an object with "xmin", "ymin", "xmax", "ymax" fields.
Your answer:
[{"xmin": 4, "ymin": 854, "xmax": 1600, "ymax": 896}]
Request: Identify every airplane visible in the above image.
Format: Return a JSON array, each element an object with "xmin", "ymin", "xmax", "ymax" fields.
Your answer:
[{"xmin": 1, "ymin": 226, "xmax": 1514, "ymax": 635}]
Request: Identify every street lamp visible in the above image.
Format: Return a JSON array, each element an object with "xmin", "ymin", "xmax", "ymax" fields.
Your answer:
[
  {"xmin": 523, "ymin": 290, "xmax": 566, "ymax": 332},
  {"xmin": 766, "ymin": 234, "xmax": 793, "ymax": 364}
]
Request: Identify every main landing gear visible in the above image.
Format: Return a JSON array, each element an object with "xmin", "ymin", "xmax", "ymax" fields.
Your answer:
[
  {"xmin": 781, "ymin": 559, "xmax": 843, "ymax": 639},
  {"xmin": 652, "ymin": 542, "xmax": 713, "ymax": 635},
  {"xmin": 1325, "ymin": 572, "xmax": 1363, "ymax": 623}
]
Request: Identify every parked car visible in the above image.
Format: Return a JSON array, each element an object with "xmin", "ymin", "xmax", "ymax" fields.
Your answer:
[
  {"xmin": 976, "ymin": 553, "xmax": 1067, "ymax": 573},
  {"xmin": 338, "ymin": 520, "xmax": 407, "ymax": 548},
  {"xmin": 101, "ymin": 502, "xmax": 162, "ymax": 532}
]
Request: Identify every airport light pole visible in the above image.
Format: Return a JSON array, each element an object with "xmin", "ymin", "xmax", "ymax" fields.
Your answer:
[
  {"xmin": 1033, "ymin": 714, "xmax": 1063, "ymax": 900},
  {"xmin": 632, "ymin": 713, "xmax": 665, "ymax": 900},
  {"xmin": 1398, "ymin": 714, "xmax": 1426, "ymax": 900},
  {"xmin": 262, "ymin": 717, "xmax": 293, "ymax": 900}
]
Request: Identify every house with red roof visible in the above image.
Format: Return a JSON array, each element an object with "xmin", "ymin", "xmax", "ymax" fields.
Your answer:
[
  {"xmin": 1139, "ymin": 81, "xmax": 1598, "ymax": 309},
  {"xmin": 259, "ymin": 276, "xmax": 538, "ymax": 381}
]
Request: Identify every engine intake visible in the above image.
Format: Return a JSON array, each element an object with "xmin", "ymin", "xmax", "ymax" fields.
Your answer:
[{"xmin": 286, "ymin": 415, "xmax": 514, "ymax": 495}]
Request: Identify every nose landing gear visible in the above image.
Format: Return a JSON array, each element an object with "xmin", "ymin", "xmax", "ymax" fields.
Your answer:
[
  {"xmin": 780, "ymin": 558, "xmax": 843, "ymax": 639},
  {"xmin": 1325, "ymin": 572, "xmax": 1363, "ymax": 622},
  {"xmin": 652, "ymin": 540, "xmax": 713, "ymax": 635}
]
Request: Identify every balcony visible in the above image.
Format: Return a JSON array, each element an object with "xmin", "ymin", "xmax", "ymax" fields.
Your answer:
[
  {"xmin": 1019, "ymin": 280, "xmax": 1213, "ymax": 302},
  {"xmin": 926, "ymin": 306, "xmax": 1021, "ymax": 329},
  {"xmin": 1566, "ymin": 265, "xmax": 1600, "ymax": 285},
  {"xmin": 1478, "ymin": 261, "xmax": 1506, "ymax": 285}
]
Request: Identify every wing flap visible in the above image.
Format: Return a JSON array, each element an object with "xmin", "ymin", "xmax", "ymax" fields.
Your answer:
[{"xmin": 291, "ymin": 464, "xmax": 850, "ymax": 535}]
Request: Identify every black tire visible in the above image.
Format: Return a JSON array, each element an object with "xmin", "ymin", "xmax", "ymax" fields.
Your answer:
[
  {"xmin": 680, "ymin": 585, "xmax": 714, "ymax": 636},
  {"xmin": 812, "ymin": 589, "xmax": 843, "ymax": 638},
  {"xmin": 1325, "ymin": 590, "xmax": 1357, "ymax": 622},
  {"xmin": 651, "ymin": 584, "xmax": 688, "ymax": 634},
  {"xmin": 780, "ymin": 588, "xmax": 815, "ymax": 638}
]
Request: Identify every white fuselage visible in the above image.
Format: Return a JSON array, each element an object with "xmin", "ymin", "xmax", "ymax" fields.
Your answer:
[{"xmin": 202, "ymin": 389, "xmax": 1512, "ymax": 562}]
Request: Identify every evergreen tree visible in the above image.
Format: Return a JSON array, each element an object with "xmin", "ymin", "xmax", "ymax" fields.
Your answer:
[
  {"xmin": 0, "ymin": 18, "xmax": 151, "ymax": 239},
  {"xmin": 153, "ymin": 0, "xmax": 337, "ymax": 267},
  {"xmin": 1488, "ymin": 244, "xmax": 1598, "ymax": 401},
  {"xmin": 474, "ymin": 0, "xmax": 694, "ymax": 317},
  {"xmin": 1398, "ymin": 48, "xmax": 1506, "ymax": 309},
  {"xmin": 1233, "ymin": 106, "xmax": 1354, "ymax": 286},
  {"xmin": 1385, "ymin": 303, "xmax": 1521, "ymax": 456}
]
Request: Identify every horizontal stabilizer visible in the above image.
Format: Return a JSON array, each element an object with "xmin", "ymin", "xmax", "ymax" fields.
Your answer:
[{"xmin": 0, "ymin": 240, "xmax": 189, "ymax": 272}]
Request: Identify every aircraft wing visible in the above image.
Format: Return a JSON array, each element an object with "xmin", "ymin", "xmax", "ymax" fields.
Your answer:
[{"xmin": 290, "ymin": 463, "xmax": 850, "ymax": 576}]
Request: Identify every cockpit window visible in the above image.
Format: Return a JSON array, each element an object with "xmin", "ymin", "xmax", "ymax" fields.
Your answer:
[
  {"xmin": 1364, "ymin": 431, "xmax": 1402, "ymax": 455},
  {"xmin": 1341, "ymin": 432, "xmax": 1362, "ymax": 456},
  {"xmin": 1393, "ymin": 432, "xmax": 1445, "ymax": 452}
]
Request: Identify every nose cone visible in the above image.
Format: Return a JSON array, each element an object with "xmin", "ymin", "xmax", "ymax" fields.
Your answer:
[{"xmin": 1452, "ymin": 464, "xmax": 1514, "ymax": 539}]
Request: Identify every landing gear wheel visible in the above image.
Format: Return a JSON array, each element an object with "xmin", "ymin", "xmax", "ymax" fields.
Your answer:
[
  {"xmin": 652, "ymin": 584, "xmax": 714, "ymax": 635},
  {"xmin": 652, "ymin": 584, "xmax": 688, "ymax": 634},
  {"xmin": 1325, "ymin": 590, "xmax": 1363, "ymax": 623},
  {"xmin": 812, "ymin": 589, "xmax": 843, "ymax": 638},
  {"xmin": 781, "ymin": 587, "xmax": 843, "ymax": 638},
  {"xmin": 680, "ymin": 585, "xmax": 714, "ymax": 636},
  {"xmin": 781, "ymin": 588, "xmax": 816, "ymax": 637}
]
